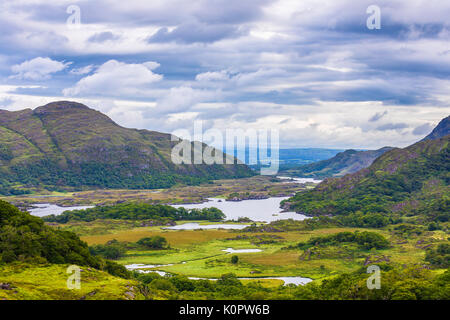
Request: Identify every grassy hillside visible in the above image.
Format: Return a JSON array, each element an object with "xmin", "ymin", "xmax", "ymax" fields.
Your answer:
[
  {"xmin": 0, "ymin": 101, "xmax": 253, "ymax": 195},
  {"xmin": 0, "ymin": 263, "xmax": 142, "ymax": 300},
  {"xmin": 281, "ymin": 147, "xmax": 393, "ymax": 178},
  {"xmin": 284, "ymin": 135, "xmax": 449, "ymax": 225}
]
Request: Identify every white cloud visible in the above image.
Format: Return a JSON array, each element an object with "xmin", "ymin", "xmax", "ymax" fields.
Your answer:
[
  {"xmin": 63, "ymin": 60, "xmax": 163, "ymax": 97},
  {"xmin": 11, "ymin": 57, "xmax": 71, "ymax": 80}
]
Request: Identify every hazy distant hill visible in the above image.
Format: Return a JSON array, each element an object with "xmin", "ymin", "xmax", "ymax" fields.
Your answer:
[
  {"xmin": 0, "ymin": 101, "xmax": 253, "ymax": 195},
  {"xmin": 280, "ymin": 147, "xmax": 393, "ymax": 178},
  {"xmin": 231, "ymin": 147, "xmax": 344, "ymax": 166}
]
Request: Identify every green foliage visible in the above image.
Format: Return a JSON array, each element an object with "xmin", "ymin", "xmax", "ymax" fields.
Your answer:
[
  {"xmin": 231, "ymin": 255, "xmax": 239, "ymax": 264},
  {"xmin": 42, "ymin": 202, "xmax": 225, "ymax": 223},
  {"xmin": 137, "ymin": 236, "xmax": 168, "ymax": 249},
  {"xmin": 242, "ymin": 216, "xmax": 339, "ymax": 233},
  {"xmin": 294, "ymin": 231, "xmax": 390, "ymax": 250},
  {"xmin": 0, "ymin": 200, "xmax": 129, "ymax": 279},
  {"xmin": 89, "ymin": 239, "xmax": 127, "ymax": 260},
  {"xmin": 425, "ymin": 244, "xmax": 450, "ymax": 268},
  {"xmin": 0, "ymin": 200, "xmax": 98, "ymax": 267},
  {"xmin": 391, "ymin": 224, "xmax": 424, "ymax": 238},
  {"xmin": 336, "ymin": 211, "xmax": 398, "ymax": 228},
  {"xmin": 0, "ymin": 144, "xmax": 13, "ymax": 161},
  {"xmin": 90, "ymin": 236, "xmax": 169, "ymax": 260},
  {"xmin": 131, "ymin": 266, "xmax": 450, "ymax": 300}
]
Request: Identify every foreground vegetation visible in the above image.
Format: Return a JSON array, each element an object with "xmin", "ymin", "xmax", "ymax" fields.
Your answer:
[
  {"xmin": 1, "ymin": 262, "xmax": 447, "ymax": 300},
  {"xmin": 1, "ymin": 191, "xmax": 448, "ymax": 300}
]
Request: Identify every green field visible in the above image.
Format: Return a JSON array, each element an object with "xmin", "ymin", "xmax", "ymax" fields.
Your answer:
[
  {"xmin": 56, "ymin": 221, "xmax": 447, "ymax": 280},
  {"xmin": 0, "ymin": 263, "xmax": 143, "ymax": 300}
]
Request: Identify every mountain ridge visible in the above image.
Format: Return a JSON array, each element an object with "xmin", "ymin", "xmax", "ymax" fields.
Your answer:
[
  {"xmin": 0, "ymin": 101, "xmax": 253, "ymax": 195},
  {"xmin": 285, "ymin": 130, "xmax": 449, "ymax": 224},
  {"xmin": 422, "ymin": 115, "xmax": 450, "ymax": 141},
  {"xmin": 280, "ymin": 146, "xmax": 394, "ymax": 178}
]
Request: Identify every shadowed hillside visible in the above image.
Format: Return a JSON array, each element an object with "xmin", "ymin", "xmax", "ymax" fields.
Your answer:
[
  {"xmin": 285, "ymin": 133, "xmax": 449, "ymax": 224},
  {"xmin": 280, "ymin": 147, "xmax": 393, "ymax": 178}
]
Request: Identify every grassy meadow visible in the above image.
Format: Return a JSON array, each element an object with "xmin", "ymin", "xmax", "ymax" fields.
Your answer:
[{"xmin": 47, "ymin": 220, "xmax": 446, "ymax": 281}]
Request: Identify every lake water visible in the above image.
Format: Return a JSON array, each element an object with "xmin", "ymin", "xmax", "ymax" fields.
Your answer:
[
  {"xmin": 164, "ymin": 222, "xmax": 250, "ymax": 230},
  {"xmin": 125, "ymin": 264, "xmax": 312, "ymax": 286},
  {"xmin": 28, "ymin": 203, "xmax": 94, "ymax": 217},
  {"xmin": 188, "ymin": 276, "xmax": 312, "ymax": 286},
  {"xmin": 172, "ymin": 197, "xmax": 307, "ymax": 223},
  {"xmin": 276, "ymin": 176, "xmax": 322, "ymax": 184},
  {"xmin": 222, "ymin": 248, "xmax": 262, "ymax": 253},
  {"xmin": 126, "ymin": 263, "xmax": 174, "ymax": 270}
]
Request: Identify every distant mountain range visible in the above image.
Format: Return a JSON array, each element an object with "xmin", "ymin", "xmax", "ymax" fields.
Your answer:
[
  {"xmin": 280, "ymin": 116, "xmax": 450, "ymax": 179},
  {"xmin": 234, "ymin": 147, "xmax": 345, "ymax": 168},
  {"xmin": 285, "ymin": 115, "xmax": 450, "ymax": 223},
  {"xmin": 280, "ymin": 147, "xmax": 393, "ymax": 178},
  {"xmin": 0, "ymin": 101, "xmax": 253, "ymax": 195}
]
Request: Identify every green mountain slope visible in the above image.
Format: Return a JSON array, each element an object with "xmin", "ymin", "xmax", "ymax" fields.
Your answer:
[
  {"xmin": 0, "ymin": 101, "xmax": 253, "ymax": 194},
  {"xmin": 280, "ymin": 147, "xmax": 393, "ymax": 178},
  {"xmin": 285, "ymin": 134, "xmax": 449, "ymax": 224}
]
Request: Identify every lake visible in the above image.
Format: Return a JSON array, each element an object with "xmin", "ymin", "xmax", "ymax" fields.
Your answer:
[
  {"xmin": 276, "ymin": 176, "xmax": 322, "ymax": 184},
  {"xmin": 125, "ymin": 263, "xmax": 312, "ymax": 286},
  {"xmin": 28, "ymin": 196, "xmax": 308, "ymax": 227},
  {"xmin": 164, "ymin": 222, "xmax": 250, "ymax": 230},
  {"xmin": 28, "ymin": 203, "xmax": 94, "ymax": 217},
  {"xmin": 187, "ymin": 276, "xmax": 312, "ymax": 286},
  {"xmin": 172, "ymin": 197, "xmax": 307, "ymax": 223}
]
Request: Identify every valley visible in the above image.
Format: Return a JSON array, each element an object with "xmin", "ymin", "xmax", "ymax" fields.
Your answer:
[{"xmin": 0, "ymin": 104, "xmax": 448, "ymax": 301}]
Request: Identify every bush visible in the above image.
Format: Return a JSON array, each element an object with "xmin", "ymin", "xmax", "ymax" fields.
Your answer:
[
  {"xmin": 136, "ymin": 236, "xmax": 168, "ymax": 249},
  {"xmin": 296, "ymin": 231, "xmax": 390, "ymax": 250},
  {"xmin": 43, "ymin": 203, "xmax": 225, "ymax": 223}
]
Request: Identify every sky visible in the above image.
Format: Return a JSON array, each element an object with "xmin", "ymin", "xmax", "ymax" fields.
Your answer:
[{"xmin": 0, "ymin": 0, "xmax": 449, "ymax": 149}]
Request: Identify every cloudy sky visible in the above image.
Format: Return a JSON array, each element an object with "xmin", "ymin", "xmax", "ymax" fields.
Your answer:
[{"xmin": 0, "ymin": 0, "xmax": 449, "ymax": 149}]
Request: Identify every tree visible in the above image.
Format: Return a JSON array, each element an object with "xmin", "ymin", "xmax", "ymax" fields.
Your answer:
[
  {"xmin": 137, "ymin": 236, "xmax": 168, "ymax": 249},
  {"xmin": 231, "ymin": 255, "xmax": 239, "ymax": 264}
]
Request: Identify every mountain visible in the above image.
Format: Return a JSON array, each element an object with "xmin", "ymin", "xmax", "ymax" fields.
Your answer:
[
  {"xmin": 285, "ymin": 133, "xmax": 449, "ymax": 224},
  {"xmin": 422, "ymin": 115, "xmax": 450, "ymax": 141},
  {"xmin": 0, "ymin": 101, "xmax": 253, "ymax": 195},
  {"xmin": 280, "ymin": 147, "xmax": 393, "ymax": 178}
]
